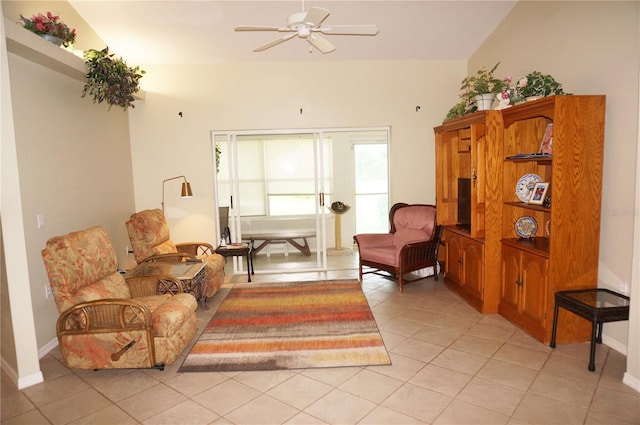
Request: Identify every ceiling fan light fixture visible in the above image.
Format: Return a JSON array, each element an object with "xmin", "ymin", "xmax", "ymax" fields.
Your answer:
[
  {"xmin": 235, "ymin": 6, "xmax": 378, "ymax": 53},
  {"xmin": 298, "ymin": 27, "xmax": 311, "ymax": 38}
]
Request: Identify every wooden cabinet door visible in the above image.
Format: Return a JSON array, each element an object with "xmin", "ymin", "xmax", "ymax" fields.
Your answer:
[
  {"xmin": 520, "ymin": 251, "xmax": 549, "ymax": 329},
  {"xmin": 500, "ymin": 244, "xmax": 521, "ymax": 313},
  {"xmin": 445, "ymin": 232, "xmax": 463, "ymax": 286},
  {"xmin": 462, "ymin": 238, "xmax": 484, "ymax": 301}
]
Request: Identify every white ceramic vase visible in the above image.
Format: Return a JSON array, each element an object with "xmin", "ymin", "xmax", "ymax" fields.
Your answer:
[{"xmin": 474, "ymin": 93, "xmax": 495, "ymax": 111}]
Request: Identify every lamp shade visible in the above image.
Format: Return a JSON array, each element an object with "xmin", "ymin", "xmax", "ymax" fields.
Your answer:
[{"xmin": 181, "ymin": 182, "xmax": 193, "ymax": 197}]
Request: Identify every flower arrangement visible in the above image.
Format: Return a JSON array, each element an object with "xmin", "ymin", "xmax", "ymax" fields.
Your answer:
[
  {"xmin": 20, "ymin": 12, "xmax": 76, "ymax": 47},
  {"xmin": 459, "ymin": 62, "xmax": 506, "ymax": 104},
  {"xmin": 514, "ymin": 71, "xmax": 564, "ymax": 100}
]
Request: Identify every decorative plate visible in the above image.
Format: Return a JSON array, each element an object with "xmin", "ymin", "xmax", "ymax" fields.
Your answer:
[
  {"xmin": 515, "ymin": 216, "xmax": 538, "ymax": 238},
  {"xmin": 515, "ymin": 173, "xmax": 542, "ymax": 202}
]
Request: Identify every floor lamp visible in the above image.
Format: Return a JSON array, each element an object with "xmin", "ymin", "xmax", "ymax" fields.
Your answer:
[{"xmin": 161, "ymin": 175, "xmax": 193, "ymax": 214}]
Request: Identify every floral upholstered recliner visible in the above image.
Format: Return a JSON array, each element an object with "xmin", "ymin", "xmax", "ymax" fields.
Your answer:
[
  {"xmin": 41, "ymin": 226, "xmax": 198, "ymax": 370},
  {"xmin": 354, "ymin": 203, "xmax": 442, "ymax": 292},
  {"xmin": 125, "ymin": 209, "xmax": 225, "ymax": 298}
]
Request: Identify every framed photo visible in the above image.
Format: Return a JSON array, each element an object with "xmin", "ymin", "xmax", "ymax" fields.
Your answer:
[
  {"xmin": 529, "ymin": 182, "xmax": 550, "ymax": 205},
  {"xmin": 538, "ymin": 123, "xmax": 554, "ymax": 154}
]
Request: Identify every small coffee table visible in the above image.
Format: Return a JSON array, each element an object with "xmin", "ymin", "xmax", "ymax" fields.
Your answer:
[
  {"xmin": 215, "ymin": 242, "xmax": 254, "ymax": 282},
  {"xmin": 550, "ymin": 288, "xmax": 630, "ymax": 371},
  {"xmin": 127, "ymin": 261, "xmax": 207, "ymax": 309}
]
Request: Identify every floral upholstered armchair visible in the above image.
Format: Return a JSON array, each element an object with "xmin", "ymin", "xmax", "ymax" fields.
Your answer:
[
  {"xmin": 354, "ymin": 203, "xmax": 442, "ymax": 292},
  {"xmin": 125, "ymin": 209, "xmax": 225, "ymax": 298},
  {"xmin": 41, "ymin": 226, "xmax": 198, "ymax": 370}
]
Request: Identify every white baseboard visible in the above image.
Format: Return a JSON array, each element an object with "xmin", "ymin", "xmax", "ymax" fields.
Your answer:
[
  {"xmin": 1, "ymin": 337, "xmax": 57, "ymax": 390},
  {"xmin": 38, "ymin": 337, "xmax": 59, "ymax": 358},
  {"xmin": 602, "ymin": 337, "xmax": 639, "ymax": 393},
  {"xmin": 602, "ymin": 335, "xmax": 627, "ymax": 356},
  {"xmin": 1, "ymin": 357, "xmax": 18, "ymax": 386},
  {"xmin": 623, "ymin": 372, "xmax": 640, "ymax": 393},
  {"xmin": 0, "ymin": 357, "xmax": 43, "ymax": 390}
]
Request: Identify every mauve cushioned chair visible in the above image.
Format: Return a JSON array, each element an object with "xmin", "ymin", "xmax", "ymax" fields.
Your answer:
[{"xmin": 354, "ymin": 203, "xmax": 442, "ymax": 292}]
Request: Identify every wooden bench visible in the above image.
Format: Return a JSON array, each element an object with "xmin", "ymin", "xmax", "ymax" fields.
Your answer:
[{"xmin": 243, "ymin": 230, "xmax": 315, "ymax": 256}]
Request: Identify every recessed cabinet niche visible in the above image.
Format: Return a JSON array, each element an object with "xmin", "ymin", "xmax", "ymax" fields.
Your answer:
[{"xmin": 435, "ymin": 96, "xmax": 605, "ymax": 344}]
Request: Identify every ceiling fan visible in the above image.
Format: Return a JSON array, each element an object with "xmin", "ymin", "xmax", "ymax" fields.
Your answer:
[{"xmin": 234, "ymin": 5, "xmax": 379, "ymax": 54}]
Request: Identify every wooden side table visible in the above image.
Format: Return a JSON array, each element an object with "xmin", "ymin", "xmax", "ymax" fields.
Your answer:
[
  {"xmin": 550, "ymin": 288, "xmax": 630, "ymax": 371},
  {"xmin": 215, "ymin": 242, "xmax": 254, "ymax": 282}
]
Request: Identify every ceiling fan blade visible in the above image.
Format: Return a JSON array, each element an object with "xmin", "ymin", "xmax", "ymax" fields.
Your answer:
[
  {"xmin": 307, "ymin": 34, "xmax": 335, "ymax": 54},
  {"xmin": 319, "ymin": 25, "xmax": 379, "ymax": 36},
  {"xmin": 235, "ymin": 26, "xmax": 284, "ymax": 32},
  {"xmin": 253, "ymin": 33, "xmax": 297, "ymax": 52},
  {"xmin": 304, "ymin": 7, "xmax": 330, "ymax": 27}
]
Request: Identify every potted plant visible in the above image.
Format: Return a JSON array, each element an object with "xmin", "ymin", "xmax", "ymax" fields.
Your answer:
[
  {"xmin": 82, "ymin": 48, "xmax": 145, "ymax": 111},
  {"xmin": 19, "ymin": 12, "xmax": 76, "ymax": 47},
  {"xmin": 514, "ymin": 71, "xmax": 564, "ymax": 102},
  {"xmin": 444, "ymin": 100, "xmax": 473, "ymax": 122},
  {"xmin": 460, "ymin": 62, "xmax": 507, "ymax": 110}
]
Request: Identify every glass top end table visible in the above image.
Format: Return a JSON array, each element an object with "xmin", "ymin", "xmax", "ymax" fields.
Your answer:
[
  {"xmin": 127, "ymin": 261, "xmax": 207, "ymax": 309},
  {"xmin": 550, "ymin": 288, "xmax": 630, "ymax": 371}
]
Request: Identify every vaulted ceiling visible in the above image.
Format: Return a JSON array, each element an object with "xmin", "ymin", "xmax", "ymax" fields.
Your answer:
[{"xmin": 69, "ymin": 1, "xmax": 516, "ymax": 64}]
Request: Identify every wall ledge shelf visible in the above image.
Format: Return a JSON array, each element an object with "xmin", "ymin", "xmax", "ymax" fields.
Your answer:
[{"xmin": 4, "ymin": 17, "xmax": 144, "ymax": 101}]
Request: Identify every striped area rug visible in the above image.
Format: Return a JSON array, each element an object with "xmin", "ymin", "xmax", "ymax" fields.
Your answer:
[{"xmin": 179, "ymin": 279, "xmax": 391, "ymax": 372}]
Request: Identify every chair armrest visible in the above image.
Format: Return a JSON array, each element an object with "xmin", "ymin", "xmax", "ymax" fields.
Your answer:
[
  {"xmin": 125, "ymin": 275, "xmax": 184, "ymax": 298},
  {"xmin": 57, "ymin": 299, "xmax": 153, "ymax": 335},
  {"xmin": 398, "ymin": 226, "xmax": 443, "ymax": 264},
  {"xmin": 354, "ymin": 233, "xmax": 394, "ymax": 249},
  {"xmin": 176, "ymin": 242, "xmax": 215, "ymax": 256},
  {"xmin": 142, "ymin": 253, "xmax": 197, "ymax": 263}
]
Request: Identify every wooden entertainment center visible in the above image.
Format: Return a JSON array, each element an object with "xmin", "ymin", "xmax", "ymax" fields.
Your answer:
[{"xmin": 434, "ymin": 95, "xmax": 605, "ymax": 344}]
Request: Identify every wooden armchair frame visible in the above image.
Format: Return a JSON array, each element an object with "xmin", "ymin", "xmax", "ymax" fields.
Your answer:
[{"xmin": 56, "ymin": 275, "xmax": 183, "ymax": 371}]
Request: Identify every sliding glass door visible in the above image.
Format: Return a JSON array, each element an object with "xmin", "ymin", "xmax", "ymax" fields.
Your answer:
[
  {"xmin": 212, "ymin": 127, "xmax": 389, "ymax": 276},
  {"xmin": 213, "ymin": 131, "xmax": 328, "ymax": 273}
]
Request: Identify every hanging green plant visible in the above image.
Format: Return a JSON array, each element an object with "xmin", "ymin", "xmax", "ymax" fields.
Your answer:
[{"xmin": 82, "ymin": 47, "xmax": 145, "ymax": 111}]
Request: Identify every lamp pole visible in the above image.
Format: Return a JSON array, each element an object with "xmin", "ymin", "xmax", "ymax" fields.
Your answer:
[{"xmin": 161, "ymin": 175, "xmax": 193, "ymax": 214}]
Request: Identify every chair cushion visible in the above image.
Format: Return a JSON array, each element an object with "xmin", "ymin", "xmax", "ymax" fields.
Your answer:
[
  {"xmin": 126, "ymin": 209, "xmax": 178, "ymax": 262},
  {"xmin": 42, "ymin": 226, "xmax": 128, "ymax": 313},
  {"xmin": 393, "ymin": 205, "xmax": 436, "ymax": 247},
  {"xmin": 72, "ymin": 273, "xmax": 132, "ymax": 307},
  {"xmin": 360, "ymin": 246, "xmax": 398, "ymax": 267},
  {"xmin": 137, "ymin": 293, "xmax": 198, "ymax": 337}
]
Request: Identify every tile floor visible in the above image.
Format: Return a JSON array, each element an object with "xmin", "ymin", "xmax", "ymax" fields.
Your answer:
[{"xmin": 2, "ymin": 253, "xmax": 639, "ymax": 424}]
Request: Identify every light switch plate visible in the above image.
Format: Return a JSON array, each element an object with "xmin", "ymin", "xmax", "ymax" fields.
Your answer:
[{"xmin": 37, "ymin": 214, "xmax": 45, "ymax": 229}]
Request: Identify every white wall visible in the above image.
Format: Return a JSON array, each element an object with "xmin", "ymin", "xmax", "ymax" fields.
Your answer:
[
  {"xmin": 129, "ymin": 61, "xmax": 464, "ymax": 245},
  {"xmin": 470, "ymin": 1, "xmax": 639, "ymax": 389},
  {"xmin": 1, "ymin": 0, "xmax": 137, "ymax": 387}
]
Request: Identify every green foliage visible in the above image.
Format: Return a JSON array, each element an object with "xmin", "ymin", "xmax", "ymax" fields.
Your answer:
[
  {"xmin": 444, "ymin": 100, "xmax": 475, "ymax": 122},
  {"xmin": 514, "ymin": 71, "xmax": 564, "ymax": 99},
  {"xmin": 215, "ymin": 143, "xmax": 222, "ymax": 173},
  {"xmin": 82, "ymin": 48, "xmax": 145, "ymax": 111}
]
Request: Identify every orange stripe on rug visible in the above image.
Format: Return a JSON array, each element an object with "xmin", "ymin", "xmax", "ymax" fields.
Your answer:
[{"xmin": 179, "ymin": 279, "xmax": 391, "ymax": 372}]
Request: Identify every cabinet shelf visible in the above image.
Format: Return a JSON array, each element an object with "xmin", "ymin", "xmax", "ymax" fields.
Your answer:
[
  {"xmin": 505, "ymin": 157, "xmax": 552, "ymax": 164},
  {"xmin": 504, "ymin": 202, "xmax": 550, "ymax": 213},
  {"xmin": 502, "ymin": 237, "xmax": 550, "ymax": 257},
  {"xmin": 4, "ymin": 17, "xmax": 144, "ymax": 100}
]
